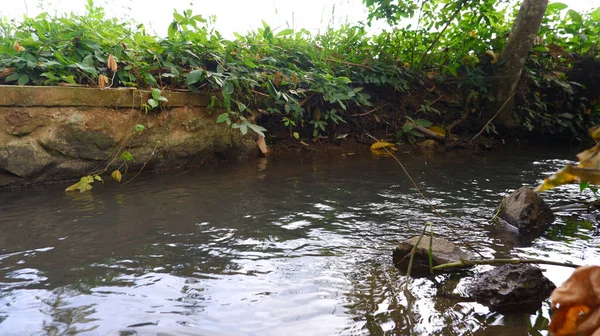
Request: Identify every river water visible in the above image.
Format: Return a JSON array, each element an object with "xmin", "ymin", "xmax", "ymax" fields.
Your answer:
[{"xmin": 1, "ymin": 146, "xmax": 599, "ymax": 335}]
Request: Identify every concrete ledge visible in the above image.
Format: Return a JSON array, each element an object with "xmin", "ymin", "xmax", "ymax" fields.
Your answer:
[{"xmin": 0, "ymin": 85, "xmax": 212, "ymax": 108}]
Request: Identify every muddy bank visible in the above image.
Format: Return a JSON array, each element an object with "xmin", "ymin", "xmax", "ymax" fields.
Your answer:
[{"xmin": 0, "ymin": 86, "xmax": 257, "ymax": 188}]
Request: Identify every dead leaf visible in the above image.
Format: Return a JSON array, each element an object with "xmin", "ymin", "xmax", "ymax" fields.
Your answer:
[
  {"xmin": 65, "ymin": 175, "xmax": 95, "ymax": 192},
  {"xmin": 107, "ymin": 54, "xmax": 118, "ymax": 72},
  {"xmin": 273, "ymin": 71, "xmax": 282, "ymax": 87},
  {"xmin": 0, "ymin": 67, "xmax": 16, "ymax": 78},
  {"xmin": 111, "ymin": 169, "xmax": 122, "ymax": 183},
  {"xmin": 98, "ymin": 74, "xmax": 109, "ymax": 88},
  {"xmin": 486, "ymin": 50, "xmax": 499, "ymax": 64},
  {"xmin": 549, "ymin": 266, "xmax": 600, "ymax": 336},
  {"xmin": 13, "ymin": 41, "xmax": 24, "ymax": 52},
  {"xmin": 256, "ymin": 136, "xmax": 268, "ymax": 155},
  {"xmin": 370, "ymin": 141, "xmax": 396, "ymax": 150},
  {"xmin": 428, "ymin": 126, "xmax": 446, "ymax": 137}
]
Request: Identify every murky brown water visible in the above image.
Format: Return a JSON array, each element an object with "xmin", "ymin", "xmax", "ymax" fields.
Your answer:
[{"xmin": 1, "ymin": 146, "xmax": 599, "ymax": 335}]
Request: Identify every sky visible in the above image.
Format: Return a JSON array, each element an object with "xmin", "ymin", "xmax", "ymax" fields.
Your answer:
[{"xmin": 1, "ymin": 0, "xmax": 599, "ymax": 38}]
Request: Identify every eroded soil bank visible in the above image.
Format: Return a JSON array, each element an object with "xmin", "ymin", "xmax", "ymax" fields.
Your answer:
[{"xmin": 0, "ymin": 86, "xmax": 257, "ymax": 188}]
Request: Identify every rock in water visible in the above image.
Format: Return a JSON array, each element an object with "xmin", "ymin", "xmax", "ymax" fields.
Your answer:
[
  {"xmin": 393, "ymin": 236, "xmax": 473, "ymax": 275},
  {"xmin": 499, "ymin": 186, "xmax": 554, "ymax": 237},
  {"xmin": 468, "ymin": 264, "xmax": 556, "ymax": 312}
]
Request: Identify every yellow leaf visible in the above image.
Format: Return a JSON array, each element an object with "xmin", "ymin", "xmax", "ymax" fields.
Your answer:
[
  {"xmin": 256, "ymin": 136, "xmax": 268, "ymax": 155},
  {"xmin": 65, "ymin": 176, "xmax": 95, "ymax": 193},
  {"xmin": 427, "ymin": 126, "xmax": 446, "ymax": 137},
  {"xmin": 486, "ymin": 50, "xmax": 499, "ymax": 64},
  {"xmin": 12, "ymin": 41, "xmax": 24, "ymax": 52},
  {"xmin": 111, "ymin": 170, "xmax": 122, "ymax": 183},
  {"xmin": 535, "ymin": 164, "xmax": 578, "ymax": 192},
  {"xmin": 370, "ymin": 141, "xmax": 396, "ymax": 150}
]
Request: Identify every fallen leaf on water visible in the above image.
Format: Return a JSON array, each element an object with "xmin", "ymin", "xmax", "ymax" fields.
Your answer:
[
  {"xmin": 549, "ymin": 266, "xmax": 600, "ymax": 336},
  {"xmin": 65, "ymin": 176, "xmax": 95, "ymax": 193},
  {"xmin": 370, "ymin": 141, "xmax": 396, "ymax": 150}
]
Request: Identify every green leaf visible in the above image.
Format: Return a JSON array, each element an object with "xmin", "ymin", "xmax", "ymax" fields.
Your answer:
[
  {"xmin": 216, "ymin": 113, "xmax": 229, "ymax": 123},
  {"xmin": 547, "ymin": 2, "xmax": 568, "ymax": 12},
  {"xmin": 135, "ymin": 124, "xmax": 145, "ymax": 132},
  {"xmin": 5, "ymin": 72, "xmax": 21, "ymax": 82},
  {"xmin": 403, "ymin": 123, "xmax": 414, "ymax": 133},
  {"xmin": 168, "ymin": 21, "xmax": 178, "ymax": 39},
  {"xmin": 591, "ymin": 7, "xmax": 600, "ymax": 21},
  {"xmin": 186, "ymin": 69, "xmax": 204, "ymax": 85},
  {"xmin": 293, "ymin": 132, "xmax": 300, "ymax": 139},
  {"xmin": 567, "ymin": 9, "xmax": 582, "ymax": 24},
  {"xmin": 266, "ymin": 80, "xmax": 281, "ymax": 99},
  {"xmin": 247, "ymin": 122, "xmax": 267, "ymax": 137},
  {"xmin": 151, "ymin": 88, "xmax": 161, "ymax": 100},
  {"xmin": 119, "ymin": 151, "xmax": 134, "ymax": 162},
  {"xmin": 147, "ymin": 99, "xmax": 158, "ymax": 108},
  {"xmin": 415, "ymin": 119, "xmax": 433, "ymax": 127},
  {"xmin": 17, "ymin": 74, "xmax": 30, "ymax": 85},
  {"xmin": 223, "ymin": 81, "xmax": 234, "ymax": 95},
  {"xmin": 276, "ymin": 29, "xmax": 294, "ymax": 36}
]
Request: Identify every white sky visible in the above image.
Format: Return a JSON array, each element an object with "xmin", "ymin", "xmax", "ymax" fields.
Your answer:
[{"xmin": 1, "ymin": 0, "xmax": 599, "ymax": 38}]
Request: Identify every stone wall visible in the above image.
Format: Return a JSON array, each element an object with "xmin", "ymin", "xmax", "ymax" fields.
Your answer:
[{"xmin": 0, "ymin": 86, "xmax": 257, "ymax": 188}]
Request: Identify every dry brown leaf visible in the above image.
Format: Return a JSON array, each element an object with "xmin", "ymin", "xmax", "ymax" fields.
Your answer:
[
  {"xmin": 0, "ymin": 67, "xmax": 16, "ymax": 78},
  {"xmin": 256, "ymin": 136, "xmax": 268, "ymax": 156},
  {"xmin": 273, "ymin": 71, "xmax": 282, "ymax": 87},
  {"xmin": 486, "ymin": 50, "xmax": 499, "ymax": 64},
  {"xmin": 549, "ymin": 266, "xmax": 600, "ymax": 336},
  {"xmin": 13, "ymin": 41, "xmax": 24, "ymax": 52},
  {"xmin": 107, "ymin": 54, "xmax": 118, "ymax": 72},
  {"xmin": 98, "ymin": 74, "xmax": 109, "ymax": 88}
]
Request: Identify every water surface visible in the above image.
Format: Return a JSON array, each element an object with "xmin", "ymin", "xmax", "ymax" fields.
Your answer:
[{"xmin": 1, "ymin": 146, "xmax": 599, "ymax": 335}]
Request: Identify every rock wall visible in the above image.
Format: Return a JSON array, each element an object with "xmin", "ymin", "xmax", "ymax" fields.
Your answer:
[{"xmin": 0, "ymin": 86, "xmax": 257, "ymax": 188}]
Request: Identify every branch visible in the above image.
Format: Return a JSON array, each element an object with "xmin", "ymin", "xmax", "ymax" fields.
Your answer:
[
  {"xmin": 418, "ymin": 1, "xmax": 465, "ymax": 68},
  {"xmin": 405, "ymin": 223, "xmax": 430, "ymax": 290},
  {"xmin": 470, "ymin": 92, "xmax": 515, "ymax": 142},
  {"xmin": 351, "ymin": 103, "xmax": 391, "ymax": 117},
  {"xmin": 412, "ymin": 124, "xmax": 445, "ymax": 142},
  {"xmin": 326, "ymin": 57, "xmax": 373, "ymax": 70},
  {"xmin": 432, "ymin": 258, "xmax": 581, "ymax": 272}
]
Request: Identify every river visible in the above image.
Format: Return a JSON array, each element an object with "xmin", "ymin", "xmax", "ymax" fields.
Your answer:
[{"xmin": 1, "ymin": 145, "xmax": 599, "ymax": 335}]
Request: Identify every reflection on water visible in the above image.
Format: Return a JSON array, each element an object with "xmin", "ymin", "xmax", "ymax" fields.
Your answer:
[{"xmin": 1, "ymin": 146, "xmax": 599, "ymax": 335}]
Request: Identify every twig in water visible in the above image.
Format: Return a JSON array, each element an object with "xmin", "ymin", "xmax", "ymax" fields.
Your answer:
[
  {"xmin": 432, "ymin": 258, "xmax": 581, "ymax": 272},
  {"xmin": 405, "ymin": 223, "xmax": 429, "ymax": 291},
  {"xmin": 365, "ymin": 132, "xmax": 485, "ymax": 258}
]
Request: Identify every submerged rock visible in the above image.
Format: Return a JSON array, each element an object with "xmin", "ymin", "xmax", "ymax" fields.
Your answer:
[
  {"xmin": 468, "ymin": 264, "xmax": 556, "ymax": 312},
  {"xmin": 393, "ymin": 236, "xmax": 473, "ymax": 275},
  {"xmin": 498, "ymin": 186, "xmax": 554, "ymax": 237}
]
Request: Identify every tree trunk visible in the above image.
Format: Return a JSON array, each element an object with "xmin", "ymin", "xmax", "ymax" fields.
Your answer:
[{"xmin": 485, "ymin": 0, "xmax": 549, "ymax": 131}]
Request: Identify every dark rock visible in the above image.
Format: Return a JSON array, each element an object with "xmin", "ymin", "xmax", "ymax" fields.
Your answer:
[
  {"xmin": 468, "ymin": 264, "xmax": 556, "ymax": 312},
  {"xmin": 393, "ymin": 236, "xmax": 473, "ymax": 275},
  {"xmin": 498, "ymin": 186, "xmax": 554, "ymax": 237},
  {"xmin": 0, "ymin": 138, "xmax": 56, "ymax": 177}
]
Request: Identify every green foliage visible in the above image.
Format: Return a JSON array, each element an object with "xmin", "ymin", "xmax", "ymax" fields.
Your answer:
[
  {"xmin": 0, "ymin": 0, "xmax": 599, "ymax": 140},
  {"xmin": 396, "ymin": 117, "xmax": 432, "ymax": 143}
]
